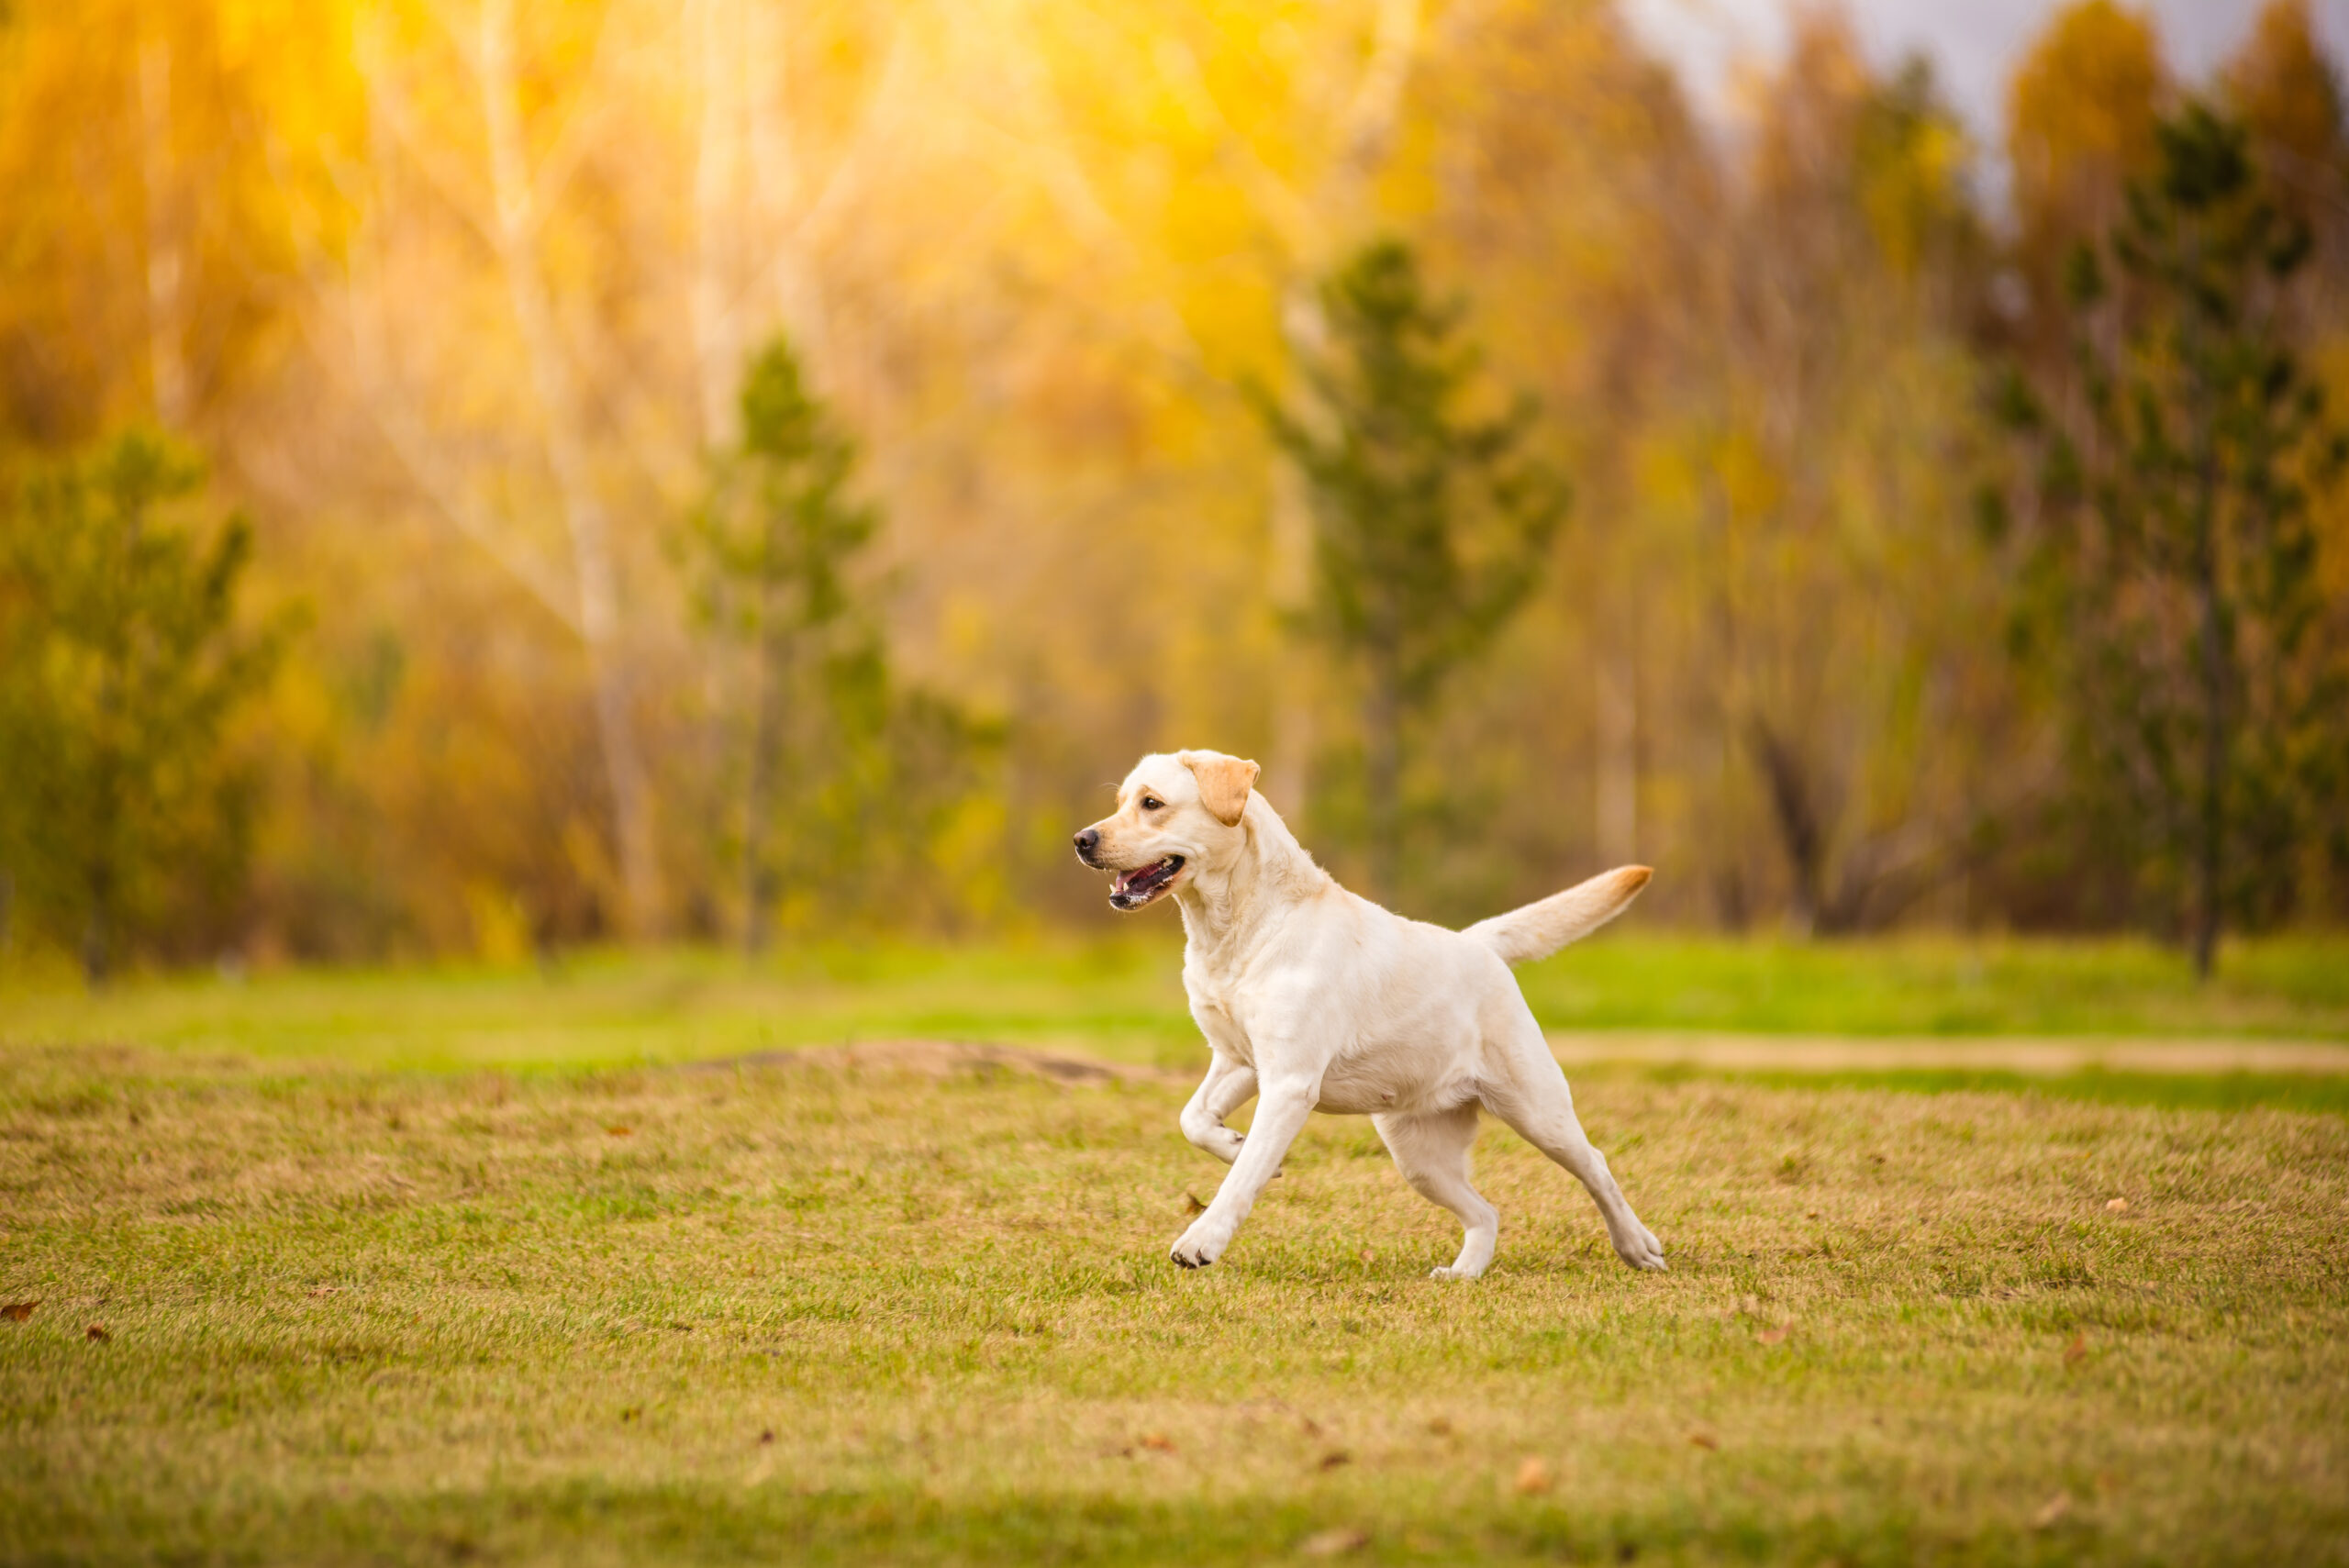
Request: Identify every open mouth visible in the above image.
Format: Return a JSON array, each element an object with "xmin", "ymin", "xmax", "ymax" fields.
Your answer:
[{"xmin": 1108, "ymin": 855, "xmax": 1185, "ymax": 910}]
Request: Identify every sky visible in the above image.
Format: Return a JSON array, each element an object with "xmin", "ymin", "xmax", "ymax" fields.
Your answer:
[{"xmin": 1616, "ymin": 0, "xmax": 2349, "ymax": 195}]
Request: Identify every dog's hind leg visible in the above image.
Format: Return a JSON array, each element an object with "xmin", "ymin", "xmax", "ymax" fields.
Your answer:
[
  {"xmin": 1179, "ymin": 1052, "xmax": 1258, "ymax": 1165},
  {"xmin": 1480, "ymin": 1014, "xmax": 1665, "ymax": 1273},
  {"xmin": 1375, "ymin": 1103, "xmax": 1498, "ymax": 1280}
]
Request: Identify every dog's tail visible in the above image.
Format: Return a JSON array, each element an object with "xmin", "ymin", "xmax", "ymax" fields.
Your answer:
[{"xmin": 1462, "ymin": 866, "xmax": 1653, "ymax": 966}]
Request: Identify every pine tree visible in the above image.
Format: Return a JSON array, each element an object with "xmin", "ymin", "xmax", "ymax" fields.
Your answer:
[
  {"xmin": 1997, "ymin": 102, "xmax": 2347, "ymax": 975},
  {"xmin": 0, "ymin": 431, "xmax": 288, "ymax": 984},
  {"xmin": 685, "ymin": 339, "xmax": 877, "ymax": 951},
  {"xmin": 1262, "ymin": 240, "xmax": 1568, "ymax": 898}
]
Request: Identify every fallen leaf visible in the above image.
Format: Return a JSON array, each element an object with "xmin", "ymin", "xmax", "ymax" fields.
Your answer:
[
  {"xmin": 2105, "ymin": 1197, "xmax": 2128, "ymax": 1213},
  {"xmin": 1514, "ymin": 1456, "xmax": 1554, "ymax": 1494},
  {"xmin": 1757, "ymin": 1320, "xmax": 1791, "ymax": 1346},
  {"xmin": 1318, "ymin": 1450, "xmax": 1352, "ymax": 1471},
  {"xmin": 1427, "ymin": 1417, "xmax": 1453, "ymax": 1437},
  {"xmin": 1, "ymin": 1302, "xmax": 37, "ymax": 1323},
  {"xmin": 1299, "ymin": 1528, "xmax": 1369, "ymax": 1557},
  {"xmin": 1140, "ymin": 1432, "xmax": 1174, "ymax": 1452},
  {"xmin": 1182, "ymin": 1193, "xmax": 1207, "ymax": 1216},
  {"xmin": 2064, "ymin": 1333, "xmax": 2087, "ymax": 1368},
  {"xmin": 307, "ymin": 1286, "xmax": 340, "ymax": 1298},
  {"xmin": 607, "ymin": 1126, "xmax": 633, "ymax": 1138},
  {"xmin": 85, "ymin": 1324, "xmax": 109, "ymax": 1342},
  {"xmin": 1357, "ymin": 1249, "xmax": 1373, "ymax": 1263},
  {"xmin": 757, "ymin": 1429, "xmax": 775, "ymax": 1445},
  {"xmin": 1687, "ymin": 1429, "xmax": 1720, "ymax": 1451},
  {"xmin": 2032, "ymin": 1491, "xmax": 2073, "ymax": 1529}
]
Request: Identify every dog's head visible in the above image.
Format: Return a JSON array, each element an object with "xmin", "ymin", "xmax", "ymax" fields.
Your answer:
[{"xmin": 1073, "ymin": 750, "xmax": 1260, "ymax": 911}]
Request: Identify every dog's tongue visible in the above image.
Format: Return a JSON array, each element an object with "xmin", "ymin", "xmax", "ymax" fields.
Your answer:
[{"xmin": 1115, "ymin": 859, "xmax": 1173, "ymax": 896}]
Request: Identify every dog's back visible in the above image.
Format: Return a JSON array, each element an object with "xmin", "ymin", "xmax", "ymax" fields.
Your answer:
[{"xmin": 1460, "ymin": 865, "xmax": 1652, "ymax": 966}]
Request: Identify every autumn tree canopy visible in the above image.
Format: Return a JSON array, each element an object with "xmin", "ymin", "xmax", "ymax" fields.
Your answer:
[{"xmin": 0, "ymin": 0, "xmax": 2343, "ymax": 974}]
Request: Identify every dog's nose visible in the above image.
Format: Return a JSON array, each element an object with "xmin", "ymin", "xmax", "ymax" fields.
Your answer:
[{"xmin": 1074, "ymin": 828, "xmax": 1100, "ymax": 863}]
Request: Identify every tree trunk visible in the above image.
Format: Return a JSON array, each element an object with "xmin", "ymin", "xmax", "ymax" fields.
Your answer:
[
  {"xmin": 693, "ymin": 0, "xmax": 744, "ymax": 448},
  {"xmin": 1749, "ymin": 720, "xmax": 1825, "ymax": 937},
  {"xmin": 1364, "ymin": 647, "xmax": 1402, "ymax": 902},
  {"xmin": 1595, "ymin": 624, "xmax": 1638, "ymax": 866},
  {"xmin": 740, "ymin": 604, "xmax": 786, "ymax": 955},
  {"xmin": 743, "ymin": 0, "xmax": 832, "ymax": 374},
  {"xmin": 81, "ymin": 873, "xmax": 111, "ymax": 990},
  {"xmin": 83, "ymin": 732, "xmax": 117, "ymax": 988},
  {"xmin": 2190, "ymin": 474, "xmax": 2226, "ymax": 981},
  {"xmin": 1264, "ymin": 321, "xmax": 1319, "ymax": 820},
  {"xmin": 1266, "ymin": 3, "xmax": 1420, "ymax": 826},
  {"xmin": 477, "ymin": 0, "xmax": 662, "ymax": 938},
  {"xmin": 2184, "ymin": 253, "xmax": 2227, "ymax": 984},
  {"xmin": 137, "ymin": 29, "xmax": 189, "ymax": 428}
]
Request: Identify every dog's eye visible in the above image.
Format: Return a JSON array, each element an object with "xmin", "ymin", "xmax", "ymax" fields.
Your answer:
[{"xmin": 1141, "ymin": 797, "xmax": 1163, "ymax": 811}]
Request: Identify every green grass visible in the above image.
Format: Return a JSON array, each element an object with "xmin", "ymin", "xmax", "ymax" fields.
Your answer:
[
  {"xmin": 1512, "ymin": 931, "xmax": 2349, "ymax": 1039},
  {"xmin": 4, "ymin": 929, "xmax": 2346, "ymax": 1076},
  {"xmin": 3, "ymin": 1043, "xmax": 2344, "ymax": 1565}
]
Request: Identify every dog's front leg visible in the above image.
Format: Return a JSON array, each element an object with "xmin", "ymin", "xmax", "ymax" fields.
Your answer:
[
  {"xmin": 1179, "ymin": 1052, "xmax": 1257, "ymax": 1165},
  {"xmin": 1170, "ymin": 1074, "xmax": 1316, "ymax": 1268}
]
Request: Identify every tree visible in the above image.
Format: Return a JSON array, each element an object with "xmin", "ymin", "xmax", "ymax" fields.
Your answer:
[
  {"xmin": 1701, "ymin": 31, "xmax": 2017, "ymax": 935},
  {"xmin": 685, "ymin": 339, "xmax": 874, "ymax": 951},
  {"xmin": 1262, "ymin": 239, "xmax": 1566, "ymax": 898},
  {"xmin": 1997, "ymin": 102, "xmax": 2346, "ymax": 975},
  {"xmin": 0, "ymin": 431, "xmax": 289, "ymax": 984},
  {"xmin": 685, "ymin": 337, "xmax": 999, "ymax": 946},
  {"xmin": 2006, "ymin": 0, "xmax": 2166, "ymax": 348}
]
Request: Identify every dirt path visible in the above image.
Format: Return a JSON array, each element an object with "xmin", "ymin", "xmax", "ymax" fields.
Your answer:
[{"xmin": 1545, "ymin": 1031, "xmax": 2349, "ymax": 1076}]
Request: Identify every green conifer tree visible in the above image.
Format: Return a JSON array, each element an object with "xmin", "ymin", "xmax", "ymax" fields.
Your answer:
[
  {"xmin": 0, "ymin": 432, "xmax": 287, "ymax": 984},
  {"xmin": 1263, "ymin": 239, "xmax": 1568, "ymax": 898},
  {"xmin": 1997, "ymin": 102, "xmax": 2347, "ymax": 974},
  {"xmin": 685, "ymin": 338, "xmax": 999, "ymax": 946}
]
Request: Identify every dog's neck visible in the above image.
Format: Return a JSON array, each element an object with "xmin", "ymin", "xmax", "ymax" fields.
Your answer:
[{"xmin": 1173, "ymin": 794, "xmax": 1330, "ymax": 962}]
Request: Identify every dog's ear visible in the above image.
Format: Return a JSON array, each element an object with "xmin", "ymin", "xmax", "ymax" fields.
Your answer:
[{"xmin": 1179, "ymin": 751, "xmax": 1259, "ymax": 827}]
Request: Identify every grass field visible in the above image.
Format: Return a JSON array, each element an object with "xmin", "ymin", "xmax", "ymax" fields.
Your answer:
[
  {"xmin": 4, "ymin": 937, "xmax": 2346, "ymax": 1564},
  {"xmin": 4, "ymin": 930, "xmax": 2347, "ymax": 1073}
]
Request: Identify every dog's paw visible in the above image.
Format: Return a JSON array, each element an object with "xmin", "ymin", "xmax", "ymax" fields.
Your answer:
[
  {"xmin": 1428, "ymin": 1264, "xmax": 1486, "ymax": 1282},
  {"xmin": 1612, "ymin": 1223, "xmax": 1667, "ymax": 1273},
  {"xmin": 1169, "ymin": 1223, "xmax": 1225, "ymax": 1270}
]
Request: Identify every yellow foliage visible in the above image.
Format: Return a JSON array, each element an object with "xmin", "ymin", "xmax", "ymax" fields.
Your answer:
[
  {"xmin": 2008, "ymin": 1, "xmax": 2165, "ymax": 248},
  {"xmin": 0, "ymin": 0, "xmax": 2343, "ymax": 955},
  {"xmin": 462, "ymin": 879, "xmax": 534, "ymax": 965}
]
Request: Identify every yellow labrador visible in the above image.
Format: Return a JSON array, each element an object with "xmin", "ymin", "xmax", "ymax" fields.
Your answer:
[{"xmin": 1074, "ymin": 749, "xmax": 1664, "ymax": 1278}]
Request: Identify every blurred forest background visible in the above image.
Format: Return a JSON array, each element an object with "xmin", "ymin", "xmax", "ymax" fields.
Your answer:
[{"xmin": 2, "ymin": 0, "xmax": 2346, "ymax": 981}]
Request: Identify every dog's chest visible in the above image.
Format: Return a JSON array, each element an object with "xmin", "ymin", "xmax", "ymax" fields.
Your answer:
[{"xmin": 1186, "ymin": 983, "xmax": 1252, "ymax": 1065}]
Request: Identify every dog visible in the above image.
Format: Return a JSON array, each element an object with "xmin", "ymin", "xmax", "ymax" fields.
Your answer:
[{"xmin": 1074, "ymin": 749, "xmax": 1664, "ymax": 1279}]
